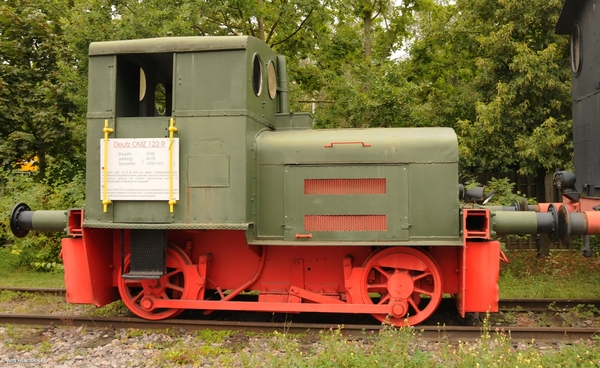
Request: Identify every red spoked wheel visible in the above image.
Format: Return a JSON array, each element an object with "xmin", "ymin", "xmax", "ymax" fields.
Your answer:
[
  {"xmin": 118, "ymin": 245, "xmax": 191, "ymax": 320},
  {"xmin": 361, "ymin": 247, "xmax": 442, "ymax": 326}
]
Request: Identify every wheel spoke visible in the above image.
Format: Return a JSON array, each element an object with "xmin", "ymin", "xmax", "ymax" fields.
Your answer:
[
  {"xmin": 377, "ymin": 294, "xmax": 391, "ymax": 305},
  {"xmin": 407, "ymin": 297, "xmax": 421, "ymax": 313},
  {"xmin": 411, "ymin": 272, "xmax": 431, "ymax": 282},
  {"xmin": 166, "ymin": 282, "xmax": 184, "ymax": 293},
  {"xmin": 366, "ymin": 283, "xmax": 387, "ymax": 290},
  {"xmin": 373, "ymin": 266, "xmax": 391, "ymax": 279},
  {"xmin": 164, "ymin": 269, "xmax": 183, "ymax": 279},
  {"xmin": 413, "ymin": 287, "xmax": 433, "ymax": 297},
  {"xmin": 131, "ymin": 292, "xmax": 144, "ymax": 303}
]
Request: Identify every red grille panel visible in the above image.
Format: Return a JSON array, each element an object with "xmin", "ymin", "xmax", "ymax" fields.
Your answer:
[
  {"xmin": 304, "ymin": 215, "xmax": 387, "ymax": 231},
  {"xmin": 304, "ymin": 179, "xmax": 386, "ymax": 195}
]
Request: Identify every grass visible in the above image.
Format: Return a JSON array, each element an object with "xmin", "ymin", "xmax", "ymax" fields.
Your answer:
[
  {"xmin": 153, "ymin": 323, "xmax": 600, "ymax": 367},
  {"xmin": 0, "ymin": 247, "xmax": 64, "ymax": 288},
  {"xmin": 499, "ymin": 250, "xmax": 600, "ymax": 298},
  {"xmin": 0, "ymin": 271, "xmax": 64, "ymax": 288},
  {"xmin": 0, "ymin": 290, "xmax": 89, "ymax": 314},
  {"xmin": 4, "ymin": 322, "xmax": 600, "ymax": 367},
  {"xmin": 149, "ymin": 329, "xmax": 237, "ymax": 366}
]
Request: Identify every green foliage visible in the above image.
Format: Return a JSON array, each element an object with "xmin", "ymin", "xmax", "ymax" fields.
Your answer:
[
  {"xmin": 499, "ymin": 250, "xmax": 600, "ymax": 298},
  {"xmin": 0, "ymin": 247, "xmax": 65, "ymax": 287},
  {"xmin": 233, "ymin": 323, "xmax": 600, "ymax": 367},
  {"xmin": 452, "ymin": 0, "xmax": 572, "ymax": 175},
  {"xmin": 568, "ymin": 304, "xmax": 600, "ymax": 320},
  {"xmin": 405, "ymin": 1, "xmax": 480, "ymax": 128},
  {"xmin": 484, "ymin": 177, "xmax": 537, "ymax": 206},
  {"xmin": 3, "ymin": 0, "xmax": 573, "ymax": 194},
  {"xmin": 463, "ymin": 177, "xmax": 535, "ymax": 206},
  {"xmin": 286, "ymin": 0, "xmax": 426, "ymax": 128},
  {"xmin": 159, "ymin": 339, "xmax": 232, "ymax": 366},
  {"xmin": 405, "ymin": 0, "xmax": 572, "ymax": 176},
  {"xmin": 0, "ymin": 172, "xmax": 84, "ymax": 271},
  {"xmin": 0, "ymin": 0, "xmax": 85, "ymax": 179},
  {"xmin": 194, "ymin": 329, "xmax": 235, "ymax": 344}
]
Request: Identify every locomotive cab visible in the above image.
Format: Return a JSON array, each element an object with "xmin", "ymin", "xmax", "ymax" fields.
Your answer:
[{"xmin": 85, "ymin": 37, "xmax": 283, "ymax": 228}]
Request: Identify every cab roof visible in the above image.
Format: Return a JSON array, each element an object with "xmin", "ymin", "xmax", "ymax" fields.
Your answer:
[{"xmin": 89, "ymin": 36, "xmax": 255, "ymax": 56}]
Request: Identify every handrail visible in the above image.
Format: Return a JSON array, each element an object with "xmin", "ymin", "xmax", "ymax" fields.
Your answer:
[
  {"xmin": 324, "ymin": 141, "xmax": 371, "ymax": 148},
  {"xmin": 168, "ymin": 118, "xmax": 178, "ymax": 213},
  {"xmin": 102, "ymin": 119, "xmax": 113, "ymax": 213}
]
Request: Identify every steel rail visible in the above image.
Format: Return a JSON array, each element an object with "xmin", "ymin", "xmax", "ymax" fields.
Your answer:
[
  {"xmin": 2, "ymin": 287, "xmax": 600, "ymax": 312},
  {"xmin": 0, "ymin": 286, "xmax": 600, "ymax": 312},
  {"xmin": 0, "ymin": 313, "xmax": 597, "ymax": 342},
  {"xmin": 0, "ymin": 287, "xmax": 66, "ymax": 295}
]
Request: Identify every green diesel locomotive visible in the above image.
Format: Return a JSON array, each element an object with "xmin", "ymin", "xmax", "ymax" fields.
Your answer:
[{"xmin": 10, "ymin": 36, "xmax": 595, "ymax": 325}]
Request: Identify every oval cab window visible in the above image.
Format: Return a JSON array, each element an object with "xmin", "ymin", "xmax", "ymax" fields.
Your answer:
[
  {"xmin": 571, "ymin": 24, "xmax": 582, "ymax": 75},
  {"xmin": 252, "ymin": 54, "xmax": 263, "ymax": 96},
  {"xmin": 139, "ymin": 68, "xmax": 147, "ymax": 101},
  {"xmin": 267, "ymin": 60, "xmax": 277, "ymax": 99}
]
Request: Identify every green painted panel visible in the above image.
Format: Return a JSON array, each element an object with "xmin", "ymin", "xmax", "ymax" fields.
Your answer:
[
  {"xmin": 87, "ymin": 56, "xmax": 116, "ymax": 116},
  {"xmin": 407, "ymin": 164, "xmax": 461, "ymax": 241},
  {"xmin": 174, "ymin": 51, "xmax": 246, "ymax": 112},
  {"xmin": 114, "ymin": 202, "xmax": 171, "ymax": 223},
  {"xmin": 173, "ymin": 41, "xmax": 278, "ymax": 123},
  {"xmin": 283, "ymin": 165, "xmax": 409, "ymax": 242},
  {"xmin": 275, "ymin": 113, "xmax": 313, "ymax": 130},
  {"xmin": 188, "ymin": 155, "xmax": 230, "ymax": 187},
  {"xmin": 179, "ymin": 116, "xmax": 248, "ymax": 224},
  {"xmin": 115, "ymin": 117, "xmax": 171, "ymax": 137},
  {"xmin": 256, "ymin": 165, "xmax": 284, "ymax": 238}
]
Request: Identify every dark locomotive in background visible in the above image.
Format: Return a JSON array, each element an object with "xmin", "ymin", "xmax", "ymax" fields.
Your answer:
[{"xmin": 7, "ymin": 0, "xmax": 600, "ymax": 325}]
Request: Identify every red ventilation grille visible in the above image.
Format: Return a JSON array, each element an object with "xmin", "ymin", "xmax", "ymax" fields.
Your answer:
[
  {"xmin": 304, "ymin": 215, "xmax": 387, "ymax": 231},
  {"xmin": 304, "ymin": 179, "xmax": 386, "ymax": 195}
]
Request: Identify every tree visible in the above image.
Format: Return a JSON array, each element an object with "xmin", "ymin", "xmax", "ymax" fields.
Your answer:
[
  {"xmin": 403, "ymin": 1, "xmax": 480, "ymax": 128},
  {"xmin": 70, "ymin": 0, "xmax": 331, "ymax": 50},
  {"xmin": 300, "ymin": 0, "xmax": 425, "ymax": 128},
  {"xmin": 403, "ymin": 0, "xmax": 571, "ymax": 176},
  {"xmin": 0, "ymin": 0, "xmax": 84, "ymax": 180}
]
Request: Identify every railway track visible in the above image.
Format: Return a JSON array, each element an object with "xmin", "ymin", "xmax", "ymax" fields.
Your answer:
[
  {"xmin": 2, "ymin": 287, "xmax": 599, "ymax": 312},
  {"xmin": 0, "ymin": 313, "xmax": 597, "ymax": 342},
  {"xmin": 1, "ymin": 287, "xmax": 599, "ymax": 342},
  {"xmin": 0, "ymin": 287, "xmax": 66, "ymax": 295}
]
